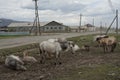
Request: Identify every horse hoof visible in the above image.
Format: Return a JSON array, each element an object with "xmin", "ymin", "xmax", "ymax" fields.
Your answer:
[
  {"xmin": 59, "ymin": 62, "xmax": 62, "ymax": 65},
  {"xmin": 54, "ymin": 63, "xmax": 57, "ymax": 65},
  {"xmin": 40, "ymin": 60, "xmax": 44, "ymax": 64}
]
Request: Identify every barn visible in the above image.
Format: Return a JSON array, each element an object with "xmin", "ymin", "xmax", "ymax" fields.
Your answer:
[
  {"xmin": 41, "ymin": 21, "xmax": 70, "ymax": 32},
  {"xmin": 8, "ymin": 22, "xmax": 47, "ymax": 32},
  {"xmin": 84, "ymin": 24, "xmax": 96, "ymax": 31},
  {"xmin": 69, "ymin": 24, "xmax": 96, "ymax": 32},
  {"xmin": 8, "ymin": 21, "xmax": 70, "ymax": 33}
]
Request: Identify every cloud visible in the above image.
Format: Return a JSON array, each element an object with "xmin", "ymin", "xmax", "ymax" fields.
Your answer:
[
  {"xmin": 0, "ymin": 0, "xmax": 120, "ymax": 27},
  {"xmin": 22, "ymin": 0, "xmax": 86, "ymax": 13}
]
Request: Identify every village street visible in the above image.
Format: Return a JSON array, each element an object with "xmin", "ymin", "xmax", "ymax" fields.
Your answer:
[{"xmin": 0, "ymin": 32, "xmax": 99, "ymax": 49}]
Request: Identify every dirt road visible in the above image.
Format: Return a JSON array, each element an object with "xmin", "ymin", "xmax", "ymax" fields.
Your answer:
[{"xmin": 0, "ymin": 32, "xmax": 98, "ymax": 49}]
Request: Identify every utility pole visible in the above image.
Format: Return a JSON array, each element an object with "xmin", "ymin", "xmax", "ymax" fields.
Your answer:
[
  {"xmin": 93, "ymin": 18, "xmax": 94, "ymax": 31},
  {"xmin": 105, "ymin": 23, "xmax": 107, "ymax": 31},
  {"xmin": 105, "ymin": 10, "xmax": 118, "ymax": 35},
  {"xmin": 116, "ymin": 10, "xmax": 118, "ymax": 35},
  {"xmin": 79, "ymin": 14, "xmax": 82, "ymax": 32},
  {"xmin": 93, "ymin": 18, "xmax": 94, "ymax": 27},
  {"xmin": 100, "ymin": 21, "xmax": 102, "ymax": 35},
  {"xmin": 105, "ymin": 23, "xmax": 107, "ymax": 27},
  {"xmin": 30, "ymin": 0, "xmax": 41, "ymax": 35}
]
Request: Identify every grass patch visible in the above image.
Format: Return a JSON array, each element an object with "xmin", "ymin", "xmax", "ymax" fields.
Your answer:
[
  {"xmin": 0, "ymin": 43, "xmax": 39, "ymax": 56},
  {"xmin": 67, "ymin": 33, "xmax": 120, "ymax": 47},
  {"xmin": 0, "ymin": 35, "xmax": 29, "ymax": 39},
  {"xmin": 54, "ymin": 64, "xmax": 120, "ymax": 80},
  {"xmin": 67, "ymin": 34, "xmax": 94, "ymax": 47}
]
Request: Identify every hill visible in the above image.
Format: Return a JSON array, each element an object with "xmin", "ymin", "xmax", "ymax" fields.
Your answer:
[{"xmin": 0, "ymin": 18, "xmax": 27, "ymax": 27}]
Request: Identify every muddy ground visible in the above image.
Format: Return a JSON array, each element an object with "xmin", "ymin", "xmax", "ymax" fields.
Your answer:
[{"xmin": 0, "ymin": 46, "xmax": 120, "ymax": 80}]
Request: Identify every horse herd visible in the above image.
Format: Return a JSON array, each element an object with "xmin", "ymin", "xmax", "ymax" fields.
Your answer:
[{"xmin": 4, "ymin": 35, "xmax": 117, "ymax": 71}]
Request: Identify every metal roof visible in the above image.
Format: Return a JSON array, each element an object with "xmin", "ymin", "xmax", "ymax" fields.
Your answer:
[{"xmin": 8, "ymin": 22, "xmax": 48, "ymax": 27}]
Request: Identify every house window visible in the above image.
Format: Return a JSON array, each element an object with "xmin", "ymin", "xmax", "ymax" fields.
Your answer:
[
  {"xmin": 51, "ymin": 27, "xmax": 53, "ymax": 29},
  {"xmin": 54, "ymin": 27, "xmax": 57, "ymax": 29},
  {"xmin": 46, "ymin": 27, "xmax": 49, "ymax": 29},
  {"xmin": 59, "ymin": 27, "xmax": 62, "ymax": 29}
]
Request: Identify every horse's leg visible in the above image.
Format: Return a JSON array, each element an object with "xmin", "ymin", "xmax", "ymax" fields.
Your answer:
[{"xmin": 111, "ymin": 43, "xmax": 117, "ymax": 52}]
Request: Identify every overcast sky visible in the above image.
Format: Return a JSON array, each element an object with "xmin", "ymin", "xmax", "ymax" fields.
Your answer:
[{"xmin": 0, "ymin": 0, "xmax": 120, "ymax": 27}]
